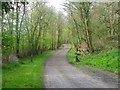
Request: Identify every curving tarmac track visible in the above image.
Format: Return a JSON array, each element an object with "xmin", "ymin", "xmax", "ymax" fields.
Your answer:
[{"xmin": 44, "ymin": 44, "xmax": 118, "ymax": 88}]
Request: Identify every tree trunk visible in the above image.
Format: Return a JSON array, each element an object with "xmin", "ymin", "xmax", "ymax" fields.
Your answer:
[
  {"xmin": 16, "ymin": 2, "xmax": 20, "ymax": 58},
  {"xmin": 57, "ymin": 28, "xmax": 61, "ymax": 48}
]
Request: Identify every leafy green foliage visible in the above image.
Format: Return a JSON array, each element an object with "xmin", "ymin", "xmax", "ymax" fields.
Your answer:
[
  {"xmin": 2, "ymin": 2, "xmax": 67, "ymax": 61},
  {"xmin": 68, "ymin": 44, "xmax": 119, "ymax": 74},
  {"xmin": 79, "ymin": 50, "xmax": 119, "ymax": 74},
  {"xmin": 2, "ymin": 31, "xmax": 14, "ymax": 56},
  {"xmin": 2, "ymin": 1, "xmax": 119, "ymax": 88}
]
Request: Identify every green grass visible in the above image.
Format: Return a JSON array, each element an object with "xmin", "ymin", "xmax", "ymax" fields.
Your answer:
[
  {"xmin": 2, "ymin": 50, "xmax": 55, "ymax": 88},
  {"xmin": 67, "ymin": 44, "xmax": 76, "ymax": 63},
  {"xmin": 67, "ymin": 44, "xmax": 119, "ymax": 74}
]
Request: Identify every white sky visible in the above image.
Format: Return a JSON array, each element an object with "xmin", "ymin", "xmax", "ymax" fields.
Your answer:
[
  {"xmin": 48, "ymin": 0, "xmax": 66, "ymax": 11},
  {"xmin": 48, "ymin": 0, "xmax": 68, "ymax": 16}
]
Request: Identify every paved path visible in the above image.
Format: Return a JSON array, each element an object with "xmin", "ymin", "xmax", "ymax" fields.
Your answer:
[{"xmin": 44, "ymin": 44, "xmax": 118, "ymax": 88}]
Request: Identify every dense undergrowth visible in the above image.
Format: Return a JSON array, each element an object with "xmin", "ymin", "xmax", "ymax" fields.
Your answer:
[
  {"xmin": 2, "ymin": 50, "xmax": 55, "ymax": 88},
  {"xmin": 68, "ymin": 44, "xmax": 119, "ymax": 74}
]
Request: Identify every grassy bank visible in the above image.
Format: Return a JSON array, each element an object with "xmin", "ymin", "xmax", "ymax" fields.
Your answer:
[
  {"xmin": 67, "ymin": 45, "xmax": 119, "ymax": 74},
  {"xmin": 2, "ymin": 50, "xmax": 55, "ymax": 88}
]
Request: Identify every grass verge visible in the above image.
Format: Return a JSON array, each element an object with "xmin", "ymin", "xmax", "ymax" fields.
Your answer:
[
  {"xmin": 2, "ymin": 50, "xmax": 55, "ymax": 88},
  {"xmin": 67, "ymin": 44, "xmax": 119, "ymax": 74}
]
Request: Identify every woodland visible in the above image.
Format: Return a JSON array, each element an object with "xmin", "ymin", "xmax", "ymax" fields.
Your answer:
[{"xmin": 1, "ymin": 1, "xmax": 119, "ymax": 88}]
